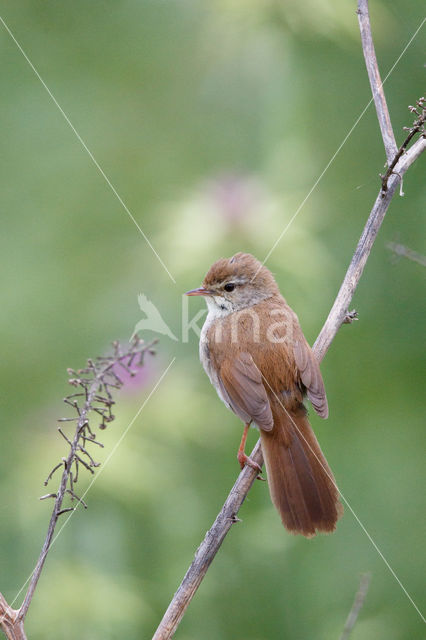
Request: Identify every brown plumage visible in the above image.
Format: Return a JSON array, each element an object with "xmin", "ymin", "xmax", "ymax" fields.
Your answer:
[
  {"xmin": 187, "ymin": 252, "xmax": 343, "ymax": 536},
  {"xmin": 261, "ymin": 401, "xmax": 342, "ymax": 536}
]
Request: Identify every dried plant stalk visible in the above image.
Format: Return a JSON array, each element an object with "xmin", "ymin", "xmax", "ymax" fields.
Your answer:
[{"xmin": 0, "ymin": 336, "xmax": 156, "ymax": 639}]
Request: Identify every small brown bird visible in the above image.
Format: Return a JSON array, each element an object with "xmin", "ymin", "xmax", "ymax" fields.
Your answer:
[{"xmin": 186, "ymin": 252, "xmax": 342, "ymax": 537}]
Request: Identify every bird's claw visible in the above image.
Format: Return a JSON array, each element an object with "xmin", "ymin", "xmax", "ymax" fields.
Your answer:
[{"xmin": 237, "ymin": 452, "xmax": 262, "ymax": 474}]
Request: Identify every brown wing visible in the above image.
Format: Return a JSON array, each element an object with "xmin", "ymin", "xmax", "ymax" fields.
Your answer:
[
  {"xmin": 293, "ymin": 334, "xmax": 328, "ymax": 419},
  {"xmin": 219, "ymin": 352, "xmax": 274, "ymax": 432}
]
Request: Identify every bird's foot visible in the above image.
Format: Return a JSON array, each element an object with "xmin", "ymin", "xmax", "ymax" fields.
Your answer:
[{"xmin": 237, "ymin": 451, "xmax": 265, "ymax": 480}]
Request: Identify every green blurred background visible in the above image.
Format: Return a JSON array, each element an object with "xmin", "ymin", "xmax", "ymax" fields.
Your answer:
[{"xmin": 0, "ymin": 1, "xmax": 425, "ymax": 638}]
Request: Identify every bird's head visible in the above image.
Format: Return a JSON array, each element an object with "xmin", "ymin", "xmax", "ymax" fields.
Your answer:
[{"xmin": 186, "ymin": 252, "xmax": 279, "ymax": 314}]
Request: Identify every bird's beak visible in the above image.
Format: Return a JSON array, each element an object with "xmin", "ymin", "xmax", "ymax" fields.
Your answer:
[{"xmin": 185, "ymin": 287, "xmax": 214, "ymax": 296}]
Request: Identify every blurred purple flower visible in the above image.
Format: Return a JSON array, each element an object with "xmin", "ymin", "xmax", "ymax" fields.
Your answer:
[
  {"xmin": 208, "ymin": 173, "xmax": 263, "ymax": 225},
  {"xmin": 111, "ymin": 350, "xmax": 155, "ymax": 395}
]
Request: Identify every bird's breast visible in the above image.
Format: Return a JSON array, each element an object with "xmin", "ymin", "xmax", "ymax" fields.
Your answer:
[
  {"xmin": 202, "ymin": 300, "xmax": 302, "ymax": 396},
  {"xmin": 199, "ymin": 312, "xmax": 231, "ymax": 408}
]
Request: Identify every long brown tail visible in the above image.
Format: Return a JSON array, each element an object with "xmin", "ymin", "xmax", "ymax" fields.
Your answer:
[{"xmin": 260, "ymin": 402, "xmax": 343, "ymax": 537}]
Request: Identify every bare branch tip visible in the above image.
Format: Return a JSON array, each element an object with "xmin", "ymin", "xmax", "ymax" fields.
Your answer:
[
  {"xmin": 343, "ymin": 310, "xmax": 359, "ymax": 324},
  {"xmin": 57, "ymin": 508, "xmax": 75, "ymax": 516}
]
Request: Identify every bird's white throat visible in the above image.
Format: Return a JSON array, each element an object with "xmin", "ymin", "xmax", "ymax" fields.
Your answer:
[{"xmin": 205, "ymin": 295, "xmax": 234, "ymax": 319}]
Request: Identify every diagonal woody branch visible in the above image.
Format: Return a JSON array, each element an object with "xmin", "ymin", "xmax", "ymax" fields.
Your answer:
[
  {"xmin": 152, "ymin": 135, "xmax": 425, "ymax": 640},
  {"xmin": 313, "ymin": 135, "xmax": 425, "ymax": 362},
  {"xmin": 152, "ymin": 7, "xmax": 425, "ymax": 638}
]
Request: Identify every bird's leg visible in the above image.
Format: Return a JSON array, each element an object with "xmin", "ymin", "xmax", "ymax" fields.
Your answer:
[{"xmin": 237, "ymin": 422, "xmax": 264, "ymax": 479}]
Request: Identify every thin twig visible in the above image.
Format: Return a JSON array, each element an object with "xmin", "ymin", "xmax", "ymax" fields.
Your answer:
[
  {"xmin": 381, "ymin": 97, "xmax": 425, "ymax": 193},
  {"xmin": 43, "ymin": 463, "xmax": 63, "ymax": 486},
  {"xmin": 339, "ymin": 573, "xmax": 371, "ymax": 640},
  {"xmin": 386, "ymin": 241, "xmax": 426, "ymax": 267},
  {"xmin": 56, "ymin": 508, "xmax": 75, "ymax": 516},
  {"xmin": 357, "ymin": 0, "xmax": 398, "ymax": 163}
]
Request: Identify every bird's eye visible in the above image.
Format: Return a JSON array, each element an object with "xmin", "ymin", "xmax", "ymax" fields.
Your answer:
[{"xmin": 224, "ymin": 283, "xmax": 235, "ymax": 292}]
